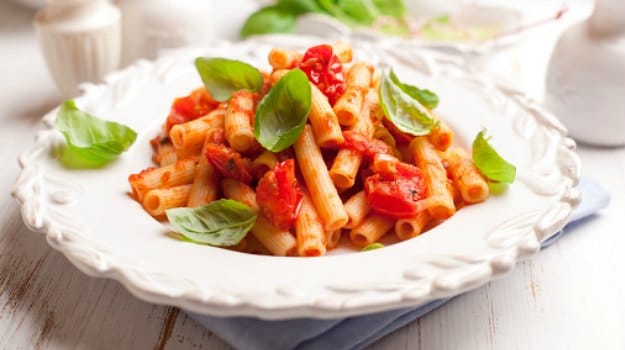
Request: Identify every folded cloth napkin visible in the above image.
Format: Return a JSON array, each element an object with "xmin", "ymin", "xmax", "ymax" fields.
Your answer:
[{"xmin": 189, "ymin": 178, "xmax": 610, "ymax": 350}]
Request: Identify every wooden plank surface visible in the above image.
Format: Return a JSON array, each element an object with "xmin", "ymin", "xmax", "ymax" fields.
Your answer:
[{"xmin": 1, "ymin": 2, "xmax": 624, "ymax": 349}]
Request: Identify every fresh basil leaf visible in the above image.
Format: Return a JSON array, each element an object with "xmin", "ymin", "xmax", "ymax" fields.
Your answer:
[
  {"xmin": 166, "ymin": 199, "xmax": 257, "ymax": 246},
  {"xmin": 362, "ymin": 242, "xmax": 384, "ymax": 251},
  {"xmin": 389, "ymin": 70, "xmax": 439, "ymax": 110},
  {"xmin": 487, "ymin": 181, "xmax": 509, "ymax": 195},
  {"xmin": 472, "ymin": 130, "xmax": 516, "ymax": 184},
  {"xmin": 336, "ymin": 0, "xmax": 380, "ymax": 25},
  {"xmin": 194, "ymin": 57, "xmax": 263, "ymax": 101},
  {"xmin": 278, "ymin": 0, "xmax": 323, "ymax": 13},
  {"xmin": 55, "ymin": 100, "xmax": 136, "ymax": 168},
  {"xmin": 373, "ymin": 0, "xmax": 406, "ymax": 18},
  {"xmin": 254, "ymin": 68, "xmax": 311, "ymax": 152},
  {"xmin": 379, "ymin": 70, "xmax": 438, "ymax": 136},
  {"xmin": 240, "ymin": 5, "xmax": 300, "ymax": 38}
]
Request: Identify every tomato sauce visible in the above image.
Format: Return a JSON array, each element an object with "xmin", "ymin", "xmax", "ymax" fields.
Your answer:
[{"xmin": 256, "ymin": 159, "xmax": 303, "ymax": 230}]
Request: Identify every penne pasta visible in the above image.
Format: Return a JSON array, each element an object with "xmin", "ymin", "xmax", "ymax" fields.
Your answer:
[
  {"xmin": 169, "ymin": 108, "xmax": 225, "ymax": 156},
  {"xmin": 155, "ymin": 142, "xmax": 177, "ymax": 166},
  {"xmin": 332, "ymin": 41, "xmax": 352, "ymax": 63},
  {"xmin": 410, "ymin": 137, "xmax": 456, "ymax": 219},
  {"xmin": 187, "ymin": 133, "xmax": 221, "ymax": 208},
  {"xmin": 443, "ymin": 147, "xmax": 489, "ymax": 204},
  {"xmin": 333, "ymin": 62, "xmax": 372, "ymax": 126},
  {"xmin": 350, "ymin": 214, "xmax": 394, "ymax": 248},
  {"xmin": 268, "ymin": 48, "xmax": 302, "ymax": 69},
  {"xmin": 221, "ymin": 179, "xmax": 296, "ymax": 256},
  {"xmin": 309, "ymin": 83, "xmax": 345, "ymax": 147},
  {"xmin": 395, "ymin": 211, "xmax": 430, "ymax": 241},
  {"xmin": 225, "ymin": 90, "xmax": 256, "ymax": 152},
  {"xmin": 330, "ymin": 103, "xmax": 373, "ymax": 189},
  {"xmin": 325, "ymin": 230, "xmax": 342, "ymax": 250},
  {"xmin": 294, "ymin": 126, "xmax": 348, "ymax": 231},
  {"xmin": 429, "ymin": 121, "xmax": 454, "ymax": 152},
  {"xmin": 343, "ymin": 191, "xmax": 369, "ymax": 229},
  {"xmin": 129, "ymin": 158, "xmax": 197, "ymax": 201},
  {"xmin": 143, "ymin": 184, "xmax": 192, "ymax": 217},
  {"xmin": 251, "ymin": 150, "xmax": 279, "ymax": 179},
  {"xmin": 270, "ymin": 69, "xmax": 290, "ymax": 84},
  {"xmin": 295, "ymin": 193, "xmax": 327, "ymax": 257}
]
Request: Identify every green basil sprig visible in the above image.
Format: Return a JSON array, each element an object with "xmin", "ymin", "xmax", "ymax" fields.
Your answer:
[
  {"xmin": 166, "ymin": 199, "xmax": 257, "ymax": 246},
  {"xmin": 240, "ymin": 0, "xmax": 407, "ymax": 38},
  {"xmin": 361, "ymin": 242, "xmax": 384, "ymax": 251},
  {"xmin": 379, "ymin": 70, "xmax": 439, "ymax": 136},
  {"xmin": 254, "ymin": 68, "xmax": 311, "ymax": 152},
  {"xmin": 194, "ymin": 57, "xmax": 264, "ymax": 101},
  {"xmin": 55, "ymin": 100, "xmax": 137, "ymax": 168},
  {"xmin": 389, "ymin": 70, "xmax": 439, "ymax": 110},
  {"xmin": 472, "ymin": 130, "xmax": 516, "ymax": 192}
]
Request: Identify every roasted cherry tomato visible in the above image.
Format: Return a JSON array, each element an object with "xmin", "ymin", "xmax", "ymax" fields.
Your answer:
[
  {"xmin": 204, "ymin": 144, "xmax": 252, "ymax": 184},
  {"xmin": 165, "ymin": 87, "xmax": 219, "ymax": 132},
  {"xmin": 365, "ymin": 155, "xmax": 427, "ymax": 219},
  {"xmin": 341, "ymin": 131, "xmax": 394, "ymax": 159},
  {"xmin": 256, "ymin": 159, "xmax": 303, "ymax": 230},
  {"xmin": 298, "ymin": 44, "xmax": 346, "ymax": 105}
]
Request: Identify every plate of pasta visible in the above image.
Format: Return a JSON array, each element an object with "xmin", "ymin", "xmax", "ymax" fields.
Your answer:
[{"xmin": 13, "ymin": 35, "xmax": 581, "ymax": 319}]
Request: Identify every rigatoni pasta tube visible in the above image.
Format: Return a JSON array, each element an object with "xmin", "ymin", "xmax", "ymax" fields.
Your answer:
[
  {"xmin": 268, "ymin": 48, "xmax": 302, "ymax": 69},
  {"xmin": 156, "ymin": 142, "xmax": 177, "ymax": 166},
  {"xmin": 309, "ymin": 83, "xmax": 344, "ymax": 147},
  {"xmin": 330, "ymin": 104, "xmax": 374, "ymax": 189},
  {"xmin": 350, "ymin": 214, "xmax": 394, "ymax": 248},
  {"xmin": 225, "ymin": 90, "xmax": 255, "ymax": 152},
  {"xmin": 332, "ymin": 41, "xmax": 352, "ymax": 63},
  {"xmin": 333, "ymin": 62, "xmax": 372, "ymax": 126},
  {"xmin": 294, "ymin": 125, "xmax": 348, "ymax": 231},
  {"xmin": 187, "ymin": 135, "xmax": 220, "ymax": 208},
  {"xmin": 169, "ymin": 109, "xmax": 225, "ymax": 155},
  {"xmin": 142, "ymin": 184, "xmax": 192, "ymax": 217},
  {"xmin": 251, "ymin": 151, "xmax": 278, "ymax": 179},
  {"xmin": 128, "ymin": 158, "xmax": 197, "ymax": 201},
  {"xmin": 410, "ymin": 137, "xmax": 455, "ymax": 219},
  {"xmin": 343, "ymin": 191, "xmax": 369, "ymax": 229},
  {"xmin": 444, "ymin": 147, "xmax": 489, "ymax": 204},
  {"xmin": 221, "ymin": 179, "xmax": 296, "ymax": 256},
  {"xmin": 428, "ymin": 121, "xmax": 454, "ymax": 152},
  {"xmin": 325, "ymin": 230, "xmax": 342, "ymax": 250},
  {"xmin": 295, "ymin": 194, "xmax": 327, "ymax": 257},
  {"xmin": 395, "ymin": 211, "xmax": 430, "ymax": 241},
  {"xmin": 270, "ymin": 69, "xmax": 289, "ymax": 85}
]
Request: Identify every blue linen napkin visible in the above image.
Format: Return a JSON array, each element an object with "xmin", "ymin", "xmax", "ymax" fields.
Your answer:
[{"xmin": 189, "ymin": 178, "xmax": 610, "ymax": 350}]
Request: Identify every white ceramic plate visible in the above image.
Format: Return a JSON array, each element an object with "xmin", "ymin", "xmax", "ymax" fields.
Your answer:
[{"xmin": 12, "ymin": 35, "xmax": 581, "ymax": 320}]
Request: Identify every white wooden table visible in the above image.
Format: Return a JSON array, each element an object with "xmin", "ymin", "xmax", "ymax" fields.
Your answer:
[{"xmin": 1, "ymin": 1, "xmax": 624, "ymax": 349}]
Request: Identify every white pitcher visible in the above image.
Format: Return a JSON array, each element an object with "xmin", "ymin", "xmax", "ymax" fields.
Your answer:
[
  {"xmin": 115, "ymin": 0, "xmax": 213, "ymax": 66},
  {"xmin": 545, "ymin": 0, "xmax": 625, "ymax": 146},
  {"xmin": 34, "ymin": 0, "xmax": 121, "ymax": 98}
]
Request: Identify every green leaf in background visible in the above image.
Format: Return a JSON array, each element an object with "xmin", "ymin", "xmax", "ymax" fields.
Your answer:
[
  {"xmin": 379, "ymin": 70, "xmax": 439, "ymax": 136},
  {"xmin": 472, "ymin": 130, "xmax": 516, "ymax": 186},
  {"xmin": 166, "ymin": 199, "xmax": 257, "ymax": 246},
  {"xmin": 362, "ymin": 242, "xmax": 384, "ymax": 251},
  {"xmin": 336, "ymin": 0, "xmax": 380, "ymax": 26},
  {"xmin": 254, "ymin": 68, "xmax": 311, "ymax": 152},
  {"xmin": 389, "ymin": 70, "xmax": 439, "ymax": 110},
  {"xmin": 194, "ymin": 57, "xmax": 264, "ymax": 101},
  {"xmin": 372, "ymin": 0, "xmax": 406, "ymax": 18},
  {"xmin": 55, "ymin": 100, "xmax": 137, "ymax": 168},
  {"xmin": 240, "ymin": 5, "xmax": 300, "ymax": 38},
  {"xmin": 278, "ymin": 0, "xmax": 323, "ymax": 13}
]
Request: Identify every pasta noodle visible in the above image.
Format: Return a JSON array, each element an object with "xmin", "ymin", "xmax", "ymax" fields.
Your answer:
[
  {"xmin": 410, "ymin": 137, "xmax": 456, "ymax": 219},
  {"xmin": 129, "ymin": 42, "xmax": 494, "ymax": 256},
  {"xmin": 294, "ymin": 125, "xmax": 348, "ymax": 231}
]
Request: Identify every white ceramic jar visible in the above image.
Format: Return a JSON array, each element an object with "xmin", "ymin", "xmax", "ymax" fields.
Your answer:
[
  {"xmin": 115, "ymin": 0, "xmax": 214, "ymax": 66},
  {"xmin": 34, "ymin": 0, "xmax": 121, "ymax": 98},
  {"xmin": 545, "ymin": 0, "xmax": 625, "ymax": 146}
]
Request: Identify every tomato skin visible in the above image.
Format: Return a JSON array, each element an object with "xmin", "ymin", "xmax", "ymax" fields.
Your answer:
[
  {"xmin": 365, "ymin": 155, "xmax": 427, "ymax": 219},
  {"xmin": 165, "ymin": 88, "xmax": 219, "ymax": 132},
  {"xmin": 256, "ymin": 159, "xmax": 303, "ymax": 230},
  {"xmin": 204, "ymin": 144, "xmax": 252, "ymax": 184},
  {"xmin": 298, "ymin": 44, "xmax": 346, "ymax": 105},
  {"xmin": 341, "ymin": 131, "xmax": 393, "ymax": 159}
]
